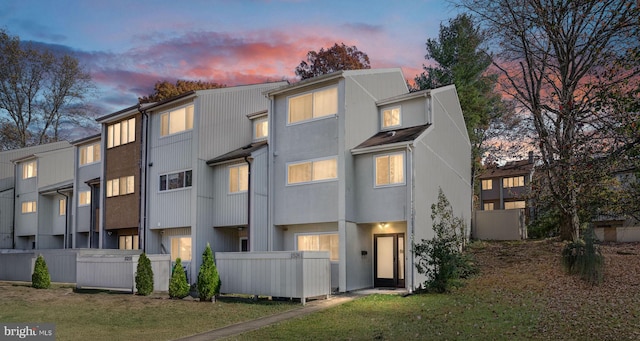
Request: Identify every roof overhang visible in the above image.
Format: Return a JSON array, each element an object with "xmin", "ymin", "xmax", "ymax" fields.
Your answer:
[{"xmin": 39, "ymin": 180, "xmax": 73, "ymax": 195}]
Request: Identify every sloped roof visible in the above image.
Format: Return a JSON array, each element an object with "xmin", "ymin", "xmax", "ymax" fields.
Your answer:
[
  {"xmin": 479, "ymin": 159, "xmax": 535, "ymax": 179},
  {"xmin": 206, "ymin": 141, "xmax": 268, "ymax": 166},
  {"xmin": 352, "ymin": 125, "xmax": 430, "ymax": 151}
]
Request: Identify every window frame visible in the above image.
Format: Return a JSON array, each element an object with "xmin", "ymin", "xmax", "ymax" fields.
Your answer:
[
  {"xmin": 106, "ymin": 175, "xmax": 135, "ymax": 197},
  {"xmin": 483, "ymin": 202, "xmax": 494, "ymax": 211},
  {"xmin": 170, "ymin": 236, "xmax": 192, "ymax": 261},
  {"xmin": 22, "ymin": 160, "xmax": 37, "ymax": 179},
  {"xmin": 295, "ymin": 232, "xmax": 339, "ymax": 262},
  {"xmin": 21, "ymin": 201, "xmax": 37, "ymax": 214},
  {"xmin": 118, "ymin": 234, "xmax": 139, "ymax": 250},
  {"xmin": 503, "ymin": 176, "xmax": 525, "ymax": 188},
  {"xmin": 481, "ymin": 179, "xmax": 493, "ymax": 190},
  {"xmin": 79, "ymin": 142, "xmax": 101, "ymax": 166},
  {"xmin": 253, "ymin": 116, "xmax": 269, "ymax": 141},
  {"xmin": 160, "ymin": 104, "xmax": 194, "ymax": 137},
  {"xmin": 381, "ymin": 106, "xmax": 402, "ymax": 129},
  {"xmin": 159, "ymin": 169, "xmax": 192, "ymax": 192},
  {"xmin": 78, "ymin": 191, "xmax": 91, "ymax": 206},
  {"xmin": 374, "ymin": 152, "xmax": 406, "ymax": 188},
  {"xmin": 504, "ymin": 201, "xmax": 526, "ymax": 210},
  {"xmin": 287, "ymin": 86, "xmax": 338, "ymax": 125},
  {"xmin": 107, "ymin": 117, "xmax": 136, "ymax": 149},
  {"xmin": 59, "ymin": 198, "xmax": 66, "ymax": 216},
  {"xmin": 228, "ymin": 164, "xmax": 249, "ymax": 194},
  {"xmin": 286, "ymin": 156, "xmax": 338, "ymax": 186}
]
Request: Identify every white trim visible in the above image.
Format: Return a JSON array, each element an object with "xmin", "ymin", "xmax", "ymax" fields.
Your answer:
[
  {"xmin": 227, "ymin": 163, "xmax": 249, "ymax": 194},
  {"xmin": 285, "ymin": 156, "xmax": 338, "ymax": 186},
  {"xmin": 294, "ymin": 232, "xmax": 339, "ymax": 262},
  {"xmin": 158, "ymin": 169, "xmax": 193, "ymax": 193},
  {"xmin": 381, "ymin": 106, "xmax": 402, "ymax": 130},
  {"xmin": 373, "ymin": 151, "xmax": 406, "ymax": 188},
  {"xmin": 286, "ymin": 85, "xmax": 338, "ymax": 126},
  {"xmin": 159, "ymin": 104, "xmax": 194, "ymax": 138}
]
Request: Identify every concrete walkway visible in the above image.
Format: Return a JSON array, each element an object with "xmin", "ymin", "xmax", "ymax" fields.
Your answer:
[{"xmin": 175, "ymin": 289, "xmax": 407, "ymax": 341}]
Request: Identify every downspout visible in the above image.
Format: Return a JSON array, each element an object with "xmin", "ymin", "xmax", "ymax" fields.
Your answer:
[
  {"xmin": 408, "ymin": 144, "xmax": 415, "ymax": 293},
  {"xmin": 57, "ymin": 189, "xmax": 70, "ymax": 249},
  {"xmin": 139, "ymin": 105, "xmax": 149, "ymax": 252},
  {"xmin": 244, "ymin": 156, "xmax": 253, "ymax": 251}
]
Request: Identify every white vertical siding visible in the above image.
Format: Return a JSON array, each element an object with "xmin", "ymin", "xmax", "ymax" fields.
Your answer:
[
  {"xmin": 251, "ymin": 147, "xmax": 269, "ymax": 251},
  {"xmin": 212, "ymin": 162, "xmax": 247, "ymax": 227},
  {"xmin": 36, "ymin": 148, "xmax": 74, "ymax": 188}
]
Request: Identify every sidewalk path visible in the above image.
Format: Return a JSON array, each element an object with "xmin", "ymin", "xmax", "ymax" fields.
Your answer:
[{"xmin": 175, "ymin": 289, "xmax": 405, "ymax": 341}]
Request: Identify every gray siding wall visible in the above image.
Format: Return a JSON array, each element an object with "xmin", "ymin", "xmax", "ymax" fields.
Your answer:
[
  {"xmin": 74, "ymin": 149, "xmax": 101, "ymax": 236},
  {"xmin": 14, "ymin": 191, "xmax": 37, "ymax": 237},
  {"xmin": 251, "ymin": 147, "xmax": 269, "ymax": 251},
  {"xmin": 344, "ymin": 222, "xmax": 373, "ymax": 291},
  {"xmin": 36, "ymin": 148, "xmax": 74, "ymax": 188},
  {"xmin": 0, "ymin": 188, "xmax": 13, "ymax": 248},
  {"xmin": 212, "ymin": 161, "xmax": 247, "ymax": 227},
  {"xmin": 378, "ymin": 97, "xmax": 430, "ymax": 130}
]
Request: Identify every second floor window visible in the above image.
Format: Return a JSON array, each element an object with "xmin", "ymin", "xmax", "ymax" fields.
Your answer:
[
  {"xmin": 107, "ymin": 118, "xmax": 136, "ymax": 148},
  {"xmin": 22, "ymin": 161, "xmax": 37, "ymax": 179},
  {"xmin": 159, "ymin": 170, "xmax": 192, "ymax": 191},
  {"xmin": 481, "ymin": 179, "xmax": 492, "ymax": 190},
  {"xmin": 253, "ymin": 117, "xmax": 268, "ymax": 140},
  {"xmin": 161, "ymin": 105, "xmax": 194, "ymax": 136},
  {"xmin": 375, "ymin": 152, "xmax": 405, "ymax": 187},
  {"xmin": 503, "ymin": 176, "xmax": 525, "ymax": 188},
  {"xmin": 106, "ymin": 176, "xmax": 135, "ymax": 197},
  {"xmin": 78, "ymin": 191, "xmax": 91, "ymax": 206},
  {"xmin": 229, "ymin": 164, "xmax": 248, "ymax": 193},
  {"xmin": 287, "ymin": 157, "xmax": 337, "ymax": 185},
  {"xmin": 80, "ymin": 142, "xmax": 101, "ymax": 165},
  {"xmin": 59, "ymin": 198, "xmax": 66, "ymax": 216},
  {"xmin": 21, "ymin": 201, "xmax": 37, "ymax": 214},
  {"xmin": 382, "ymin": 107, "xmax": 401, "ymax": 128},
  {"xmin": 288, "ymin": 87, "xmax": 338, "ymax": 124}
]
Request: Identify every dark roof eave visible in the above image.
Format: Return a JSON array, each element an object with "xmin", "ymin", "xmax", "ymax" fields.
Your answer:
[{"xmin": 206, "ymin": 141, "xmax": 268, "ymax": 166}]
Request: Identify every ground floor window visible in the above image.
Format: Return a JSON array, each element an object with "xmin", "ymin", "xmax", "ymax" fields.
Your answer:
[
  {"xmin": 504, "ymin": 201, "xmax": 526, "ymax": 209},
  {"xmin": 171, "ymin": 237, "xmax": 192, "ymax": 261},
  {"xmin": 483, "ymin": 202, "xmax": 494, "ymax": 211},
  {"xmin": 118, "ymin": 234, "xmax": 139, "ymax": 250},
  {"xmin": 296, "ymin": 233, "xmax": 339, "ymax": 261}
]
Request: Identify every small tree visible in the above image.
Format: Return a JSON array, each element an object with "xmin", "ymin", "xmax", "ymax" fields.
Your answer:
[
  {"xmin": 561, "ymin": 228, "xmax": 604, "ymax": 285},
  {"xmin": 31, "ymin": 255, "xmax": 50, "ymax": 289},
  {"xmin": 414, "ymin": 189, "xmax": 476, "ymax": 293},
  {"xmin": 169, "ymin": 258, "xmax": 190, "ymax": 299},
  {"xmin": 197, "ymin": 243, "xmax": 221, "ymax": 302},
  {"xmin": 135, "ymin": 253, "xmax": 154, "ymax": 296}
]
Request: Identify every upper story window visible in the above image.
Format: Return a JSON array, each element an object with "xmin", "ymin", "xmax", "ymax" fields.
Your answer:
[
  {"xmin": 375, "ymin": 152, "xmax": 405, "ymax": 187},
  {"xmin": 78, "ymin": 191, "xmax": 91, "ymax": 206},
  {"xmin": 107, "ymin": 118, "xmax": 136, "ymax": 148},
  {"xmin": 503, "ymin": 176, "xmax": 525, "ymax": 188},
  {"xmin": 288, "ymin": 86, "xmax": 338, "ymax": 124},
  {"xmin": 161, "ymin": 105, "xmax": 194, "ymax": 136},
  {"xmin": 21, "ymin": 201, "xmax": 37, "ymax": 214},
  {"xmin": 382, "ymin": 107, "xmax": 401, "ymax": 129},
  {"xmin": 229, "ymin": 164, "xmax": 248, "ymax": 193},
  {"xmin": 253, "ymin": 117, "xmax": 268, "ymax": 140},
  {"xmin": 287, "ymin": 157, "xmax": 337, "ymax": 185},
  {"xmin": 159, "ymin": 170, "xmax": 192, "ymax": 192},
  {"xmin": 79, "ymin": 142, "xmax": 101, "ymax": 165},
  {"xmin": 106, "ymin": 176, "xmax": 135, "ymax": 197},
  {"xmin": 59, "ymin": 198, "xmax": 66, "ymax": 216},
  {"xmin": 22, "ymin": 160, "xmax": 37, "ymax": 179},
  {"xmin": 481, "ymin": 179, "xmax": 492, "ymax": 190}
]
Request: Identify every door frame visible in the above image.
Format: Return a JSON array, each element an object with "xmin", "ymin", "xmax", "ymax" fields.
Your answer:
[{"xmin": 373, "ymin": 233, "xmax": 405, "ymax": 288}]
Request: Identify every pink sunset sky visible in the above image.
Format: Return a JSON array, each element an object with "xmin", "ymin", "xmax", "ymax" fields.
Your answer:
[{"xmin": 1, "ymin": 0, "xmax": 461, "ymax": 114}]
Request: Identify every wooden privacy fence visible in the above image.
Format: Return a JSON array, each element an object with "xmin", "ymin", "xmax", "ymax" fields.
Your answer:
[
  {"xmin": 472, "ymin": 209, "xmax": 527, "ymax": 240},
  {"xmin": 215, "ymin": 251, "xmax": 331, "ymax": 305}
]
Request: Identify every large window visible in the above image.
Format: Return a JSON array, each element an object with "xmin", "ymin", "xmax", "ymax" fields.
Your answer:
[
  {"xmin": 503, "ymin": 176, "xmax": 525, "ymax": 188},
  {"xmin": 253, "ymin": 117, "xmax": 268, "ymax": 140},
  {"xmin": 161, "ymin": 105, "xmax": 194, "ymax": 136},
  {"xmin": 287, "ymin": 157, "xmax": 337, "ymax": 185},
  {"xmin": 382, "ymin": 107, "xmax": 401, "ymax": 128},
  {"xmin": 159, "ymin": 170, "xmax": 192, "ymax": 191},
  {"xmin": 59, "ymin": 198, "xmax": 66, "ymax": 216},
  {"xmin": 107, "ymin": 118, "xmax": 136, "ymax": 148},
  {"xmin": 229, "ymin": 165, "xmax": 248, "ymax": 193},
  {"xmin": 22, "ymin": 161, "xmax": 37, "ymax": 179},
  {"xmin": 297, "ymin": 233, "xmax": 339, "ymax": 261},
  {"xmin": 118, "ymin": 235, "xmax": 139, "ymax": 250},
  {"xmin": 171, "ymin": 237, "xmax": 192, "ymax": 261},
  {"xmin": 106, "ymin": 176, "xmax": 135, "ymax": 197},
  {"xmin": 504, "ymin": 201, "xmax": 526, "ymax": 209},
  {"xmin": 375, "ymin": 152, "xmax": 405, "ymax": 187},
  {"xmin": 288, "ymin": 87, "xmax": 338, "ymax": 124},
  {"xmin": 481, "ymin": 179, "xmax": 493, "ymax": 190},
  {"xmin": 78, "ymin": 191, "xmax": 91, "ymax": 206},
  {"xmin": 80, "ymin": 142, "xmax": 101, "ymax": 165},
  {"xmin": 21, "ymin": 201, "xmax": 36, "ymax": 214}
]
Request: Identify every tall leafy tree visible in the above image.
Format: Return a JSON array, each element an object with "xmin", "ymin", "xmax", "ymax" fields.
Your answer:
[
  {"xmin": 414, "ymin": 14, "xmax": 514, "ymax": 199},
  {"xmin": 0, "ymin": 29, "xmax": 94, "ymax": 149},
  {"xmin": 458, "ymin": 0, "xmax": 640, "ymax": 240},
  {"xmin": 139, "ymin": 79, "xmax": 226, "ymax": 103},
  {"xmin": 295, "ymin": 43, "xmax": 370, "ymax": 80}
]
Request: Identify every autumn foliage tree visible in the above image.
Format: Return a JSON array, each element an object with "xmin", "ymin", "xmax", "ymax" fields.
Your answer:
[
  {"xmin": 139, "ymin": 79, "xmax": 226, "ymax": 103},
  {"xmin": 459, "ymin": 0, "xmax": 640, "ymax": 240},
  {"xmin": 295, "ymin": 43, "xmax": 370, "ymax": 80}
]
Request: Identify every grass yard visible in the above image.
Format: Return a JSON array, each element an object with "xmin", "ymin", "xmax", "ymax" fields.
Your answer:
[
  {"xmin": 227, "ymin": 239, "xmax": 640, "ymax": 341},
  {"xmin": 0, "ymin": 284, "xmax": 296, "ymax": 341}
]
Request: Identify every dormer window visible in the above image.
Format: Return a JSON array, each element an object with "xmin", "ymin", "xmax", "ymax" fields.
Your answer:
[
  {"xmin": 22, "ymin": 160, "xmax": 37, "ymax": 179},
  {"xmin": 382, "ymin": 107, "xmax": 401, "ymax": 129}
]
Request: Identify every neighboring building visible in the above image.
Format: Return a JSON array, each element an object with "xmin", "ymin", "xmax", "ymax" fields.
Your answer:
[
  {"xmin": 12, "ymin": 145, "xmax": 74, "ymax": 249},
  {"xmin": 71, "ymin": 134, "xmax": 102, "ymax": 248},
  {"xmin": 478, "ymin": 152, "xmax": 535, "ymax": 212},
  {"xmin": 266, "ymin": 69, "xmax": 471, "ymax": 292},
  {"xmin": 0, "ymin": 142, "xmax": 71, "ymax": 249},
  {"xmin": 593, "ymin": 165, "xmax": 640, "ymax": 242}
]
